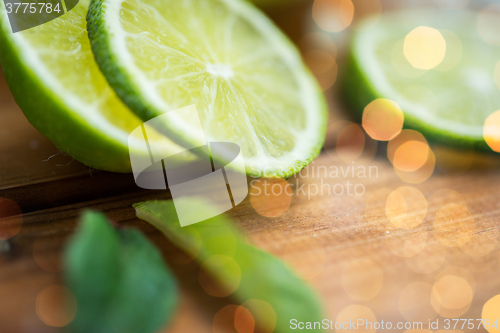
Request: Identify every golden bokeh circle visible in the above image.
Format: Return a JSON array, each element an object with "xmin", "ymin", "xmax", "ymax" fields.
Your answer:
[
  {"xmin": 388, "ymin": 130, "xmax": 428, "ymax": 165},
  {"xmin": 394, "ymin": 141, "xmax": 429, "ymax": 172},
  {"xmin": 36, "ymin": 285, "xmax": 77, "ymax": 327},
  {"xmin": 431, "ymin": 275, "xmax": 473, "ymax": 310},
  {"xmin": 385, "ymin": 186, "xmax": 427, "ymax": 229},
  {"xmin": 388, "ymin": 131, "xmax": 436, "ymax": 183},
  {"xmin": 336, "ymin": 305, "xmax": 377, "ymax": 333},
  {"xmin": 483, "ymin": 110, "xmax": 500, "ymax": 152},
  {"xmin": 404, "ymin": 26, "xmax": 446, "ymax": 70},
  {"xmin": 362, "ymin": 98, "xmax": 404, "ymax": 141},
  {"xmin": 312, "ymin": 0, "xmax": 355, "ymax": 33},
  {"xmin": 250, "ymin": 178, "xmax": 292, "ymax": 218},
  {"xmin": 399, "ymin": 282, "xmax": 437, "ymax": 322},
  {"xmin": 482, "ymin": 295, "xmax": 500, "ymax": 333}
]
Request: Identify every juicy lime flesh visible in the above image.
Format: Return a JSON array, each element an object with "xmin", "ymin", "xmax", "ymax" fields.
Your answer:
[
  {"xmin": 355, "ymin": 11, "xmax": 500, "ymax": 141},
  {"xmin": 16, "ymin": 0, "xmax": 174, "ymax": 145},
  {"xmin": 118, "ymin": 0, "xmax": 308, "ymax": 159}
]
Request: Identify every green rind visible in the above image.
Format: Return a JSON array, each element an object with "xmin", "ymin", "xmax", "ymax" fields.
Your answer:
[
  {"xmin": 86, "ymin": 0, "xmax": 327, "ymax": 179},
  {"xmin": 342, "ymin": 17, "xmax": 494, "ymax": 153},
  {"xmin": 0, "ymin": 6, "xmax": 135, "ymax": 173}
]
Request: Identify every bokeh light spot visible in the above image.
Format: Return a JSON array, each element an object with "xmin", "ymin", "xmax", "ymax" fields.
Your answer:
[
  {"xmin": 483, "ymin": 110, "xmax": 500, "ymax": 152},
  {"xmin": 404, "ymin": 26, "xmax": 446, "ymax": 70},
  {"xmin": 241, "ymin": 299, "xmax": 276, "ymax": 333},
  {"xmin": 386, "ymin": 186, "xmax": 427, "ymax": 229},
  {"xmin": 199, "ymin": 255, "xmax": 241, "ymax": 297},
  {"xmin": 362, "ymin": 98, "xmax": 404, "ymax": 141},
  {"xmin": 304, "ymin": 50, "xmax": 336, "ymax": 75},
  {"xmin": 399, "ymin": 282, "xmax": 437, "ymax": 322},
  {"xmin": 36, "ymin": 285, "xmax": 77, "ymax": 327},
  {"xmin": 431, "ymin": 275, "xmax": 473, "ymax": 310},
  {"xmin": 234, "ymin": 306, "xmax": 255, "ymax": 333},
  {"xmin": 213, "ymin": 305, "xmax": 239, "ymax": 333},
  {"xmin": 312, "ymin": 0, "xmax": 354, "ymax": 32},
  {"xmin": 388, "ymin": 130, "xmax": 435, "ymax": 184},
  {"xmin": 342, "ymin": 258, "xmax": 383, "ymax": 301},
  {"xmin": 326, "ymin": 121, "xmax": 377, "ymax": 163},
  {"xmin": 250, "ymin": 178, "xmax": 292, "ymax": 218},
  {"xmin": 394, "ymin": 141, "xmax": 429, "ymax": 172},
  {"xmin": 0, "ymin": 198, "xmax": 23, "ymax": 240},
  {"xmin": 482, "ymin": 295, "xmax": 500, "ymax": 333},
  {"xmin": 336, "ymin": 305, "xmax": 376, "ymax": 333},
  {"xmin": 431, "ymin": 267, "xmax": 475, "ymax": 318}
]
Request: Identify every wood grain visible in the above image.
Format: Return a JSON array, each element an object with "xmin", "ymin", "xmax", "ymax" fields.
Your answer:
[{"xmin": 1, "ymin": 4, "xmax": 500, "ymax": 333}]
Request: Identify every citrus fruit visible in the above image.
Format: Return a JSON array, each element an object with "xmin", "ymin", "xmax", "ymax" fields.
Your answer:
[
  {"xmin": 87, "ymin": 0, "xmax": 327, "ymax": 178},
  {"xmin": 0, "ymin": 0, "xmax": 192, "ymax": 172},
  {"xmin": 343, "ymin": 9, "xmax": 500, "ymax": 152}
]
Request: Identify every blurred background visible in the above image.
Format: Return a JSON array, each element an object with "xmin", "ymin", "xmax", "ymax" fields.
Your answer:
[{"xmin": 1, "ymin": 0, "xmax": 500, "ymax": 332}]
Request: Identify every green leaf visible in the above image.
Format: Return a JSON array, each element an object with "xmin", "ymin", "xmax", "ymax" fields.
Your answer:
[
  {"xmin": 134, "ymin": 200, "xmax": 325, "ymax": 333},
  {"xmin": 64, "ymin": 210, "xmax": 178, "ymax": 333}
]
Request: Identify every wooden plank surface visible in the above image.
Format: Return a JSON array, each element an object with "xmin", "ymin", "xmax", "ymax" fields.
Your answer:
[{"xmin": 1, "ymin": 4, "xmax": 500, "ymax": 333}]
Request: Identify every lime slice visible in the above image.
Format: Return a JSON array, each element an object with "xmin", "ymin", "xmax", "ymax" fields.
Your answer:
[
  {"xmin": 0, "ymin": 0, "xmax": 192, "ymax": 172},
  {"xmin": 343, "ymin": 9, "xmax": 500, "ymax": 151},
  {"xmin": 87, "ymin": 0, "xmax": 327, "ymax": 178}
]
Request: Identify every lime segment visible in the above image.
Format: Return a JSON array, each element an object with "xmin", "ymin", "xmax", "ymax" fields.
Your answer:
[
  {"xmin": 344, "ymin": 9, "xmax": 500, "ymax": 151},
  {"xmin": 0, "ymin": 0, "xmax": 191, "ymax": 172},
  {"xmin": 87, "ymin": 0, "xmax": 327, "ymax": 178}
]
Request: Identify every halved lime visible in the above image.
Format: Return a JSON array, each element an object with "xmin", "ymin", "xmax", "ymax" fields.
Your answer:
[
  {"xmin": 0, "ymin": 0, "xmax": 191, "ymax": 172},
  {"xmin": 87, "ymin": 0, "xmax": 327, "ymax": 178},
  {"xmin": 343, "ymin": 9, "xmax": 500, "ymax": 151}
]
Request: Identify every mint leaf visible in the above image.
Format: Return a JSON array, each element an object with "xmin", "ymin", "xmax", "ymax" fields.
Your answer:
[
  {"xmin": 64, "ymin": 211, "xmax": 178, "ymax": 333},
  {"xmin": 134, "ymin": 200, "xmax": 325, "ymax": 333}
]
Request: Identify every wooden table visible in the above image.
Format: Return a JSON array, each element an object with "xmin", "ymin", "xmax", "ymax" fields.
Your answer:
[{"xmin": 1, "ymin": 4, "xmax": 500, "ymax": 333}]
